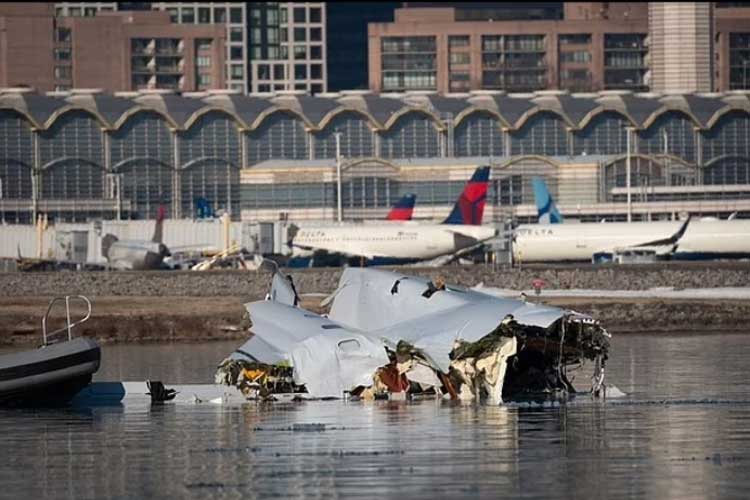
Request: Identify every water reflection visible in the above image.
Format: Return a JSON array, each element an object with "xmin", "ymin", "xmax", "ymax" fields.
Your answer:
[{"xmin": 2, "ymin": 334, "xmax": 750, "ymax": 499}]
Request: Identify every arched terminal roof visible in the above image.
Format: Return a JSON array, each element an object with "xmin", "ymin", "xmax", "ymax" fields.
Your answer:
[{"xmin": 2, "ymin": 88, "xmax": 750, "ymax": 132}]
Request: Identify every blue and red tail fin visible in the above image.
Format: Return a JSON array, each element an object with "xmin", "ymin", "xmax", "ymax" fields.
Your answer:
[
  {"xmin": 442, "ymin": 166, "xmax": 490, "ymax": 225},
  {"xmin": 386, "ymin": 193, "xmax": 417, "ymax": 221}
]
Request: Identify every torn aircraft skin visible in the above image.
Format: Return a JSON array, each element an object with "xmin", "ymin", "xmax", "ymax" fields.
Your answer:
[{"xmin": 217, "ymin": 267, "xmax": 611, "ymax": 403}]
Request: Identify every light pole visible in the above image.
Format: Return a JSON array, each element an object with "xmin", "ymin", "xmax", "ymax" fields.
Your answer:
[
  {"xmin": 335, "ymin": 132, "xmax": 342, "ymax": 223},
  {"xmin": 625, "ymin": 126, "xmax": 635, "ymax": 222}
]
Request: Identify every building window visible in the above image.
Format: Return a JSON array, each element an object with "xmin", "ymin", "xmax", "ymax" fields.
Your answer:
[
  {"xmin": 268, "ymin": 8, "xmax": 279, "ymax": 25},
  {"xmin": 231, "ymin": 64, "xmax": 245, "ymax": 78},
  {"xmin": 310, "ymin": 27, "xmax": 322, "ymax": 42},
  {"xmin": 281, "ymin": 28, "xmax": 288, "ymax": 42},
  {"xmin": 54, "ymin": 66, "xmax": 72, "ymax": 79},
  {"xmin": 250, "ymin": 8, "xmax": 261, "ymax": 27},
  {"xmin": 280, "ymin": 7, "xmax": 288, "ymax": 24},
  {"xmin": 56, "ymin": 27, "xmax": 72, "ymax": 43},
  {"xmin": 197, "ymin": 74, "xmax": 211, "ymax": 87},
  {"xmin": 560, "ymin": 50, "xmax": 591, "ymax": 63},
  {"xmin": 560, "ymin": 34, "xmax": 591, "ymax": 45},
  {"xmin": 230, "ymin": 47, "xmax": 243, "ymax": 60},
  {"xmin": 182, "ymin": 8, "xmax": 195, "ymax": 23},
  {"xmin": 196, "ymin": 38, "xmax": 212, "ymax": 51},
  {"xmin": 450, "ymin": 52, "xmax": 470, "ymax": 65},
  {"xmin": 381, "ymin": 36, "xmax": 437, "ymax": 91},
  {"xmin": 294, "ymin": 45, "xmax": 307, "ymax": 60},
  {"xmin": 311, "ymin": 83, "xmax": 323, "ymax": 94},
  {"xmin": 167, "ymin": 8, "xmax": 178, "ymax": 23},
  {"xmin": 258, "ymin": 84, "xmax": 271, "ymax": 92},
  {"xmin": 258, "ymin": 64, "xmax": 270, "ymax": 79},
  {"xmin": 310, "ymin": 7, "xmax": 321, "ymax": 23},
  {"xmin": 295, "ymin": 83, "xmax": 307, "ymax": 90},
  {"xmin": 196, "ymin": 56, "xmax": 211, "ymax": 68},
  {"xmin": 481, "ymin": 34, "xmax": 547, "ymax": 91},
  {"xmin": 560, "ymin": 69, "xmax": 593, "ymax": 92},
  {"xmin": 449, "ymin": 36, "xmax": 470, "ymax": 48},
  {"xmin": 198, "ymin": 7, "xmax": 210, "ymax": 23},
  {"xmin": 294, "ymin": 27, "xmax": 306, "ymax": 42},
  {"xmin": 268, "ymin": 28, "xmax": 279, "ymax": 44},
  {"xmin": 230, "ymin": 27, "xmax": 243, "ymax": 42},
  {"xmin": 230, "ymin": 7, "xmax": 243, "ymax": 24},
  {"xmin": 214, "ymin": 7, "xmax": 226, "ymax": 23},
  {"xmin": 729, "ymin": 33, "xmax": 750, "ymax": 89},
  {"xmin": 69, "ymin": 7, "xmax": 82, "ymax": 16},
  {"xmin": 54, "ymin": 85, "xmax": 71, "ymax": 91},
  {"xmin": 311, "ymin": 64, "xmax": 322, "ymax": 79},
  {"xmin": 268, "ymin": 47, "xmax": 280, "ymax": 59},
  {"xmin": 84, "ymin": 7, "xmax": 97, "ymax": 17},
  {"xmin": 54, "ymin": 48, "xmax": 71, "ymax": 61},
  {"xmin": 603, "ymin": 33, "xmax": 647, "ymax": 90},
  {"xmin": 310, "ymin": 45, "xmax": 322, "ymax": 59},
  {"xmin": 294, "ymin": 7, "xmax": 306, "ymax": 23},
  {"xmin": 274, "ymin": 64, "xmax": 285, "ymax": 79}
]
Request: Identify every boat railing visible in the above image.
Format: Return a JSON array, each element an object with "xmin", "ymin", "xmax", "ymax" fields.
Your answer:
[{"xmin": 42, "ymin": 295, "xmax": 92, "ymax": 346}]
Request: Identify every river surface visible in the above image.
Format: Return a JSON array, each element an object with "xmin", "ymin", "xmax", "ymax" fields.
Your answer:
[{"xmin": 2, "ymin": 334, "xmax": 750, "ymax": 500}]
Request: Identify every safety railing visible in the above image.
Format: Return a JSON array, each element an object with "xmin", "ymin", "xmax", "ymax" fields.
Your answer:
[{"xmin": 41, "ymin": 295, "xmax": 92, "ymax": 346}]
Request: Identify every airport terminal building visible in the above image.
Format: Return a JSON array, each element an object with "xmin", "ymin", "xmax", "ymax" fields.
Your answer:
[{"xmin": 1, "ymin": 87, "xmax": 750, "ymax": 225}]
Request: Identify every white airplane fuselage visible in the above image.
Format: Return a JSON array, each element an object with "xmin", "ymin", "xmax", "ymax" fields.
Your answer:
[
  {"xmin": 513, "ymin": 219, "xmax": 750, "ymax": 262},
  {"xmin": 106, "ymin": 240, "xmax": 167, "ymax": 270},
  {"xmin": 293, "ymin": 222, "xmax": 497, "ymax": 260}
]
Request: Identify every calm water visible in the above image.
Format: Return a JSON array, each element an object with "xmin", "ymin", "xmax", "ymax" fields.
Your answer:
[{"xmin": 2, "ymin": 334, "xmax": 750, "ymax": 500}]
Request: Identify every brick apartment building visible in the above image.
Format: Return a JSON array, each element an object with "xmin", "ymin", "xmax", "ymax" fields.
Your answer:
[
  {"xmin": 368, "ymin": 2, "xmax": 750, "ymax": 94},
  {"xmin": 0, "ymin": 2, "xmax": 225, "ymax": 92}
]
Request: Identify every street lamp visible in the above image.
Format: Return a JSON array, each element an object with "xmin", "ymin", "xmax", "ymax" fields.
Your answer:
[
  {"xmin": 335, "ymin": 132, "xmax": 342, "ymax": 223},
  {"xmin": 625, "ymin": 126, "xmax": 635, "ymax": 222}
]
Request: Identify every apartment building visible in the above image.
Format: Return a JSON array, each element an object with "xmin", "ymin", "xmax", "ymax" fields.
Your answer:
[{"xmin": 368, "ymin": 2, "xmax": 650, "ymax": 93}]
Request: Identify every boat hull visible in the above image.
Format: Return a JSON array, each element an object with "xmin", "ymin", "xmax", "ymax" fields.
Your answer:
[{"xmin": 0, "ymin": 337, "xmax": 101, "ymax": 407}]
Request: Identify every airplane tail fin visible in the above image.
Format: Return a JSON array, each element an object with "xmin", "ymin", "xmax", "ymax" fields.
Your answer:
[
  {"xmin": 386, "ymin": 193, "xmax": 417, "ymax": 221},
  {"xmin": 152, "ymin": 205, "xmax": 166, "ymax": 243},
  {"xmin": 442, "ymin": 166, "xmax": 490, "ymax": 225},
  {"xmin": 532, "ymin": 177, "xmax": 563, "ymax": 224},
  {"xmin": 101, "ymin": 234, "xmax": 118, "ymax": 259}
]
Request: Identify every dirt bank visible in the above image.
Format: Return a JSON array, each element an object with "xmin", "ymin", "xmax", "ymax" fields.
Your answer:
[{"xmin": 1, "ymin": 294, "xmax": 748, "ymax": 347}]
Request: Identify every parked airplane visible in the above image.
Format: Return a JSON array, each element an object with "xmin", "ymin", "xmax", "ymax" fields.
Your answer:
[
  {"xmin": 532, "ymin": 177, "xmax": 563, "ymax": 224},
  {"xmin": 291, "ymin": 166, "xmax": 497, "ymax": 264},
  {"xmin": 513, "ymin": 184, "xmax": 750, "ymax": 262},
  {"xmin": 385, "ymin": 193, "xmax": 417, "ymax": 221},
  {"xmin": 101, "ymin": 207, "xmax": 171, "ymax": 270}
]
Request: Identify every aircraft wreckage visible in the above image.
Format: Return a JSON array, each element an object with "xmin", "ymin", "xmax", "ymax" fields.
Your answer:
[{"xmin": 216, "ymin": 266, "xmax": 611, "ymax": 403}]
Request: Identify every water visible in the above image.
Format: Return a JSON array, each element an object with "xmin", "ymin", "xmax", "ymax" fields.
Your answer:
[{"xmin": 2, "ymin": 334, "xmax": 750, "ymax": 499}]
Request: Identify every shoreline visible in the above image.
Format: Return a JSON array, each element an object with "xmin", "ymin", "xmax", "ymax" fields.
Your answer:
[{"xmin": 1, "ymin": 294, "xmax": 748, "ymax": 347}]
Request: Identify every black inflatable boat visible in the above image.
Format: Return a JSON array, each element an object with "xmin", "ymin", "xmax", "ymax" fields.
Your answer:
[{"xmin": 0, "ymin": 296, "xmax": 100, "ymax": 407}]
